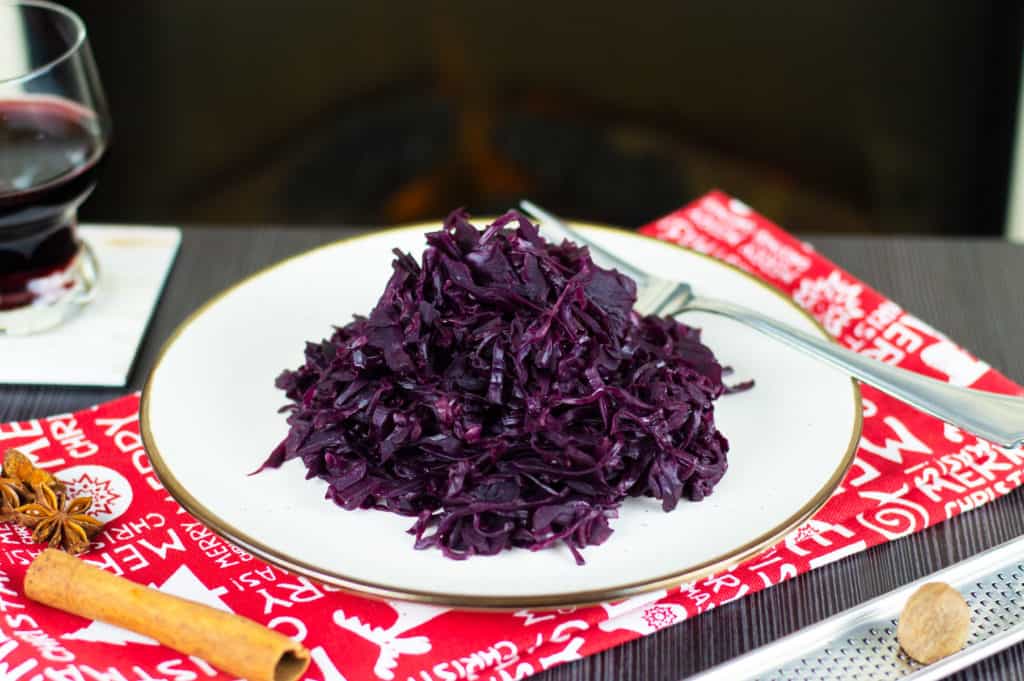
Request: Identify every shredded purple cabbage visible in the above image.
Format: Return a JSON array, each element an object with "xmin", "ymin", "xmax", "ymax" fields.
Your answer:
[{"xmin": 259, "ymin": 209, "xmax": 747, "ymax": 563}]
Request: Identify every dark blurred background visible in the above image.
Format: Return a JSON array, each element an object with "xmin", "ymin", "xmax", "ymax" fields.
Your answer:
[{"xmin": 64, "ymin": 1, "xmax": 1023, "ymax": 234}]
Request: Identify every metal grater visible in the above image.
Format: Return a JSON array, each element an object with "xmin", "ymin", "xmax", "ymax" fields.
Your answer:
[{"xmin": 689, "ymin": 536, "xmax": 1024, "ymax": 681}]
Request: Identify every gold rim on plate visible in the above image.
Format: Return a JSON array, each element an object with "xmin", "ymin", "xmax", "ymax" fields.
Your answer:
[{"xmin": 140, "ymin": 220, "xmax": 862, "ymax": 610}]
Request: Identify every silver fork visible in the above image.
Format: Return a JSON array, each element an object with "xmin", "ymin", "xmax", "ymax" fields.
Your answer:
[{"xmin": 519, "ymin": 200, "xmax": 1024, "ymax": 448}]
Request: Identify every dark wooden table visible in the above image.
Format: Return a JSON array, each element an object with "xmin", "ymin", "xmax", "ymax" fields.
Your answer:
[{"xmin": 3, "ymin": 228, "xmax": 1023, "ymax": 680}]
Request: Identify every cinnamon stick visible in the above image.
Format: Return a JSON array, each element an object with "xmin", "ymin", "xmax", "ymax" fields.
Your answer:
[{"xmin": 25, "ymin": 550, "xmax": 310, "ymax": 681}]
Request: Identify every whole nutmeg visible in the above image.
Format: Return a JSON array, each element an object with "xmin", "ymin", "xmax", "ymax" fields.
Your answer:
[{"xmin": 897, "ymin": 582, "xmax": 971, "ymax": 664}]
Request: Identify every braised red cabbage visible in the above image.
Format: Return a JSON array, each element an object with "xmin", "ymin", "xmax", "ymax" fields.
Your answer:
[{"xmin": 260, "ymin": 210, "xmax": 745, "ymax": 563}]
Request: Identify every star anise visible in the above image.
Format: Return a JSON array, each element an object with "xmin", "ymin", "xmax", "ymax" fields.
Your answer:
[
  {"xmin": 16, "ymin": 484, "xmax": 103, "ymax": 555},
  {"xmin": 3, "ymin": 449, "xmax": 64, "ymax": 495},
  {"xmin": 0, "ymin": 476, "xmax": 29, "ymax": 523}
]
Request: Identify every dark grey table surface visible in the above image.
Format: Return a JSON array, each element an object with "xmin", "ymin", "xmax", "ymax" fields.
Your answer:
[{"xmin": 3, "ymin": 228, "xmax": 1023, "ymax": 681}]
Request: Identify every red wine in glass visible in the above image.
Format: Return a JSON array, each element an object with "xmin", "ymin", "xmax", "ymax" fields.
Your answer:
[
  {"xmin": 0, "ymin": 98, "xmax": 106, "ymax": 311},
  {"xmin": 0, "ymin": 1, "xmax": 111, "ymax": 334}
]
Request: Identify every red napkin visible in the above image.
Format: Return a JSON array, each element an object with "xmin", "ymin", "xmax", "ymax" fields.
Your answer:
[{"xmin": 1, "ymin": 191, "xmax": 1021, "ymax": 681}]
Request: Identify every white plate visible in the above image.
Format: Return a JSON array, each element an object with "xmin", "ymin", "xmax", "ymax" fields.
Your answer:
[{"xmin": 142, "ymin": 223, "xmax": 861, "ymax": 609}]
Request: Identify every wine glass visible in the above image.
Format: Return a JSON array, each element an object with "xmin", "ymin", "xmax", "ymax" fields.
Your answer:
[{"xmin": 0, "ymin": 0, "xmax": 110, "ymax": 334}]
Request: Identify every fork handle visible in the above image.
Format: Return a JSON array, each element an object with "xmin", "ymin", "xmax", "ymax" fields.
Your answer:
[{"xmin": 688, "ymin": 296, "xmax": 1024, "ymax": 449}]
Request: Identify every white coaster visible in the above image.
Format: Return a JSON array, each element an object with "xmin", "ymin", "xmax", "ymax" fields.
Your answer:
[{"xmin": 0, "ymin": 225, "xmax": 181, "ymax": 387}]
